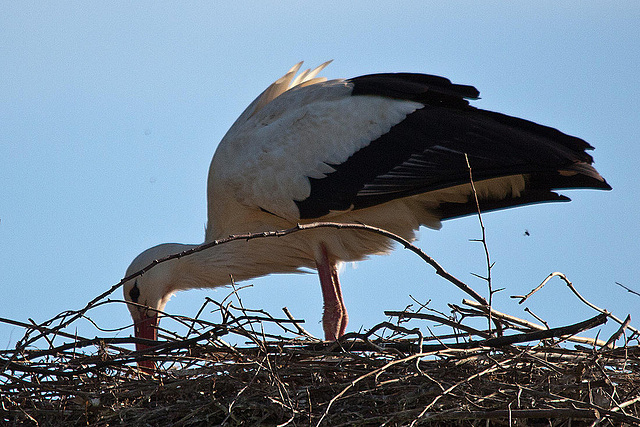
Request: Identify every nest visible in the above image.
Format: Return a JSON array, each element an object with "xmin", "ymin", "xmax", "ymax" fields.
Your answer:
[
  {"xmin": 2, "ymin": 298, "xmax": 639, "ymax": 426},
  {"xmin": 2, "ymin": 224, "xmax": 639, "ymax": 426}
]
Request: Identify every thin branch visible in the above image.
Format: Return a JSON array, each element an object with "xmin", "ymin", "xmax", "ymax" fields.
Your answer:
[
  {"xmin": 615, "ymin": 281, "xmax": 640, "ymax": 298},
  {"xmin": 385, "ymin": 310, "xmax": 492, "ymax": 339},
  {"xmin": 282, "ymin": 307, "xmax": 319, "ymax": 341},
  {"xmin": 512, "ymin": 272, "xmax": 639, "ymax": 337},
  {"xmin": 465, "ymin": 153, "xmax": 495, "ymax": 336},
  {"xmin": 462, "ymin": 299, "xmax": 608, "ymax": 347},
  {"xmin": 604, "ymin": 314, "xmax": 632, "ymax": 349}
]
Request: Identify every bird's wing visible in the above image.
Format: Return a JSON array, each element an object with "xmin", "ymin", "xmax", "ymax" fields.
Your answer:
[{"xmin": 211, "ymin": 71, "xmax": 610, "ymax": 222}]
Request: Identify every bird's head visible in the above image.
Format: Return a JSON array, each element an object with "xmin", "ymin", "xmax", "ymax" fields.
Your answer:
[{"xmin": 123, "ymin": 244, "xmax": 181, "ymax": 370}]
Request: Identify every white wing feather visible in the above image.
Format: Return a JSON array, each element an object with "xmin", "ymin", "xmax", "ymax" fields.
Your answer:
[{"xmin": 209, "ymin": 64, "xmax": 422, "ymax": 224}]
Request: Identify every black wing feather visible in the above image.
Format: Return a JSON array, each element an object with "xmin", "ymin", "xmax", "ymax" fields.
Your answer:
[{"xmin": 295, "ymin": 73, "xmax": 610, "ymax": 219}]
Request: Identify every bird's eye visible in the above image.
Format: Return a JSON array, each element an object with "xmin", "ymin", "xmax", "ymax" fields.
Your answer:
[{"xmin": 129, "ymin": 281, "xmax": 140, "ymax": 303}]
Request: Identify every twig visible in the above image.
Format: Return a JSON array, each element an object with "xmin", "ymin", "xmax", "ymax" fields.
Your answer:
[
  {"xmin": 463, "ymin": 299, "xmax": 608, "ymax": 347},
  {"xmin": 513, "ymin": 272, "xmax": 639, "ymax": 336},
  {"xmin": 385, "ymin": 310, "xmax": 492, "ymax": 339},
  {"xmin": 282, "ymin": 307, "xmax": 318, "ymax": 341},
  {"xmin": 613, "ymin": 394, "xmax": 640, "ymax": 412},
  {"xmin": 524, "ymin": 307, "xmax": 550, "ymax": 329},
  {"xmin": 465, "ymin": 153, "xmax": 496, "ymax": 336},
  {"xmin": 615, "ymin": 281, "xmax": 640, "ymax": 298},
  {"xmin": 603, "ymin": 314, "xmax": 632, "ymax": 349},
  {"xmin": 475, "ymin": 313, "xmax": 607, "ymax": 348}
]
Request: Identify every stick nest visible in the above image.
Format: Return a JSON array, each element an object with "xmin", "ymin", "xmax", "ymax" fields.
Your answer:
[
  {"xmin": 2, "ymin": 224, "xmax": 639, "ymax": 426},
  {"xmin": 2, "ymin": 294, "xmax": 639, "ymax": 427}
]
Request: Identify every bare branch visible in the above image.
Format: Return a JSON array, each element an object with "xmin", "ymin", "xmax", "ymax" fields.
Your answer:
[
  {"xmin": 512, "ymin": 272, "xmax": 639, "ymax": 337},
  {"xmin": 615, "ymin": 281, "xmax": 640, "ymax": 298},
  {"xmin": 465, "ymin": 153, "xmax": 496, "ymax": 336}
]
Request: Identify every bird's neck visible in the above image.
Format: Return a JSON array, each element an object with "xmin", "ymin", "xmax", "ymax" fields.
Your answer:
[{"xmin": 168, "ymin": 238, "xmax": 308, "ymax": 293}]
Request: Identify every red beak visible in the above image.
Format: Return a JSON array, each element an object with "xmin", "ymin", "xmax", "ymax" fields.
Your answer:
[{"xmin": 134, "ymin": 314, "xmax": 158, "ymax": 371}]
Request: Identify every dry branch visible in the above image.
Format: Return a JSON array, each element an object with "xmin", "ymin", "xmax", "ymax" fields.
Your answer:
[{"xmin": 513, "ymin": 272, "xmax": 640, "ymax": 338}]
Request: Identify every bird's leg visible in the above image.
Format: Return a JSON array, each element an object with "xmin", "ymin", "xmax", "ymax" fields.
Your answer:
[
  {"xmin": 330, "ymin": 266, "xmax": 348, "ymax": 337},
  {"xmin": 316, "ymin": 245, "xmax": 349, "ymax": 341}
]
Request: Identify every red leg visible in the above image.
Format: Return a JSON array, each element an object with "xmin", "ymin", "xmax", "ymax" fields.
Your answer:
[
  {"xmin": 316, "ymin": 245, "xmax": 349, "ymax": 341},
  {"xmin": 331, "ymin": 267, "xmax": 348, "ymax": 337}
]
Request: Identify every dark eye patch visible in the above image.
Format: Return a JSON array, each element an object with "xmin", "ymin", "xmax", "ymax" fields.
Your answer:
[{"xmin": 129, "ymin": 281, "xmax": 140, "ymax": 303}]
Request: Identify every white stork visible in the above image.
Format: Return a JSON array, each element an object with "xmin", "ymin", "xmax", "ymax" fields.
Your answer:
[{"xmin": 123, "ymin": 62, "xmax": 610, "ymax": 368}]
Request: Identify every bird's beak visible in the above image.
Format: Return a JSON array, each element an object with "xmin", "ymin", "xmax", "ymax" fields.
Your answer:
[{"xmin": 134, "ymin": 313, "xmax": 158, "ymax": 371}]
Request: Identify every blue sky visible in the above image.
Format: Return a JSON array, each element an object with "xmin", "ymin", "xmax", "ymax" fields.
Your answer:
[{"xmin": 2, "ymin": 2, "xmax": 639, "ymax": 349}]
